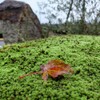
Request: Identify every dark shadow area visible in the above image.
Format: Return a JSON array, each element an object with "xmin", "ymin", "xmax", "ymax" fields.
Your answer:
[{"xmin": 0, "ymin": 34, "xmax": 3, "ymax": 38}]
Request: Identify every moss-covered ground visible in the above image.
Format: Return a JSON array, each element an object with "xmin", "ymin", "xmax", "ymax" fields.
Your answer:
[{"xmin": 0, "ymin": 35, "xmax": 100, "ymax": 100}]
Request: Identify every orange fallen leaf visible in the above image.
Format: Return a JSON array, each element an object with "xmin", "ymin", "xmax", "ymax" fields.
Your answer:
[{"xmin": 19, "ymin": 59, "xmax": 74, "ymax": 80}]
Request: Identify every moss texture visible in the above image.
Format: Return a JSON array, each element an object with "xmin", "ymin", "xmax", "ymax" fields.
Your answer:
[{"xmin": 0, "ymin": 35, "xmax": 100, "ymax": 100}]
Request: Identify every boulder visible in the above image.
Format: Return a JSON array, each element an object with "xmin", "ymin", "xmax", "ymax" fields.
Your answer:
[{"xmin": 0, "ymin": 0, "xmax": 42, "ymax": 44}]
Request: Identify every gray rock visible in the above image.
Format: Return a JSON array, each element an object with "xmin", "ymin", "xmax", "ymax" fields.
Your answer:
[{"xmin": 0, "ymin": 0, "xmax": 42, "ymax": 44}]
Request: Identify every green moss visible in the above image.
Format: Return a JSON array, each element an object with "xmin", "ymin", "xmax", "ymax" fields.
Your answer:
[{"xmin": 0, "ymin": 35, "xmax": 100, "ymax": 99}]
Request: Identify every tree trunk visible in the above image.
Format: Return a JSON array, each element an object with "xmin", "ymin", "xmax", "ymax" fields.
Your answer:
[
  {"xmin": 65, "ymin": 0, "xmax": 74, "ymax": 25},
  {"xmin": 80, "ymin": 0, "xmax": 86, "ymax": 33}
]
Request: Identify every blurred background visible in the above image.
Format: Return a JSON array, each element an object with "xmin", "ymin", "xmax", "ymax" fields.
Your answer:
[{"xmin": 0, "ymin": 0, "xmax": 100, "ymax": 41}]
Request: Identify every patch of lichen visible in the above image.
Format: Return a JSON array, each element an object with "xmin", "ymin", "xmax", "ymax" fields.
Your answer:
[{"xmin": 0, "ymin": 35, "xmax": 100, "ymax": 99}]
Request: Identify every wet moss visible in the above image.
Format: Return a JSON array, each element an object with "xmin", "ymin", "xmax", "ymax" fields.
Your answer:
[{"xmin": 0, "ymin": 35, "xmax": 100, "ymax": 99}]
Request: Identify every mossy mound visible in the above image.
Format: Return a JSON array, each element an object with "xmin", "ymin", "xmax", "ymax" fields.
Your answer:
[{"xmin": 0, "ymin": 35, "xmax": 100, "ymax": 100}]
